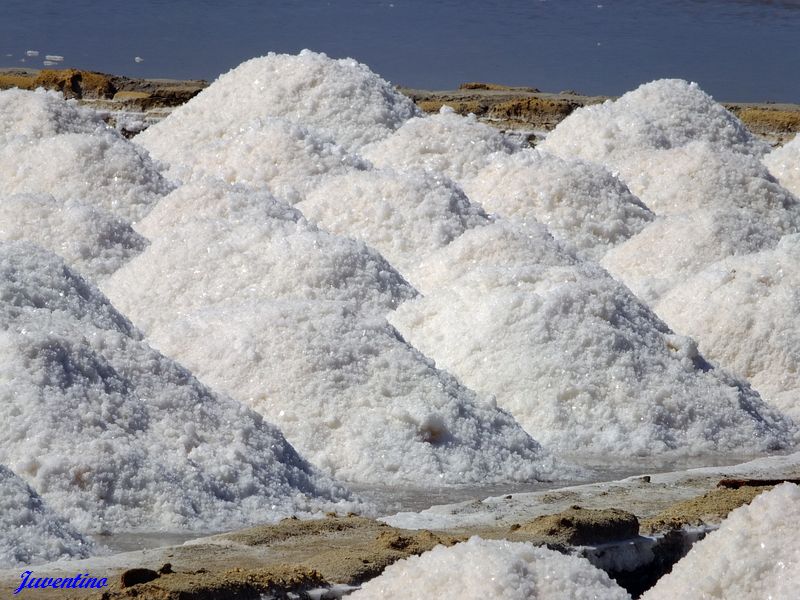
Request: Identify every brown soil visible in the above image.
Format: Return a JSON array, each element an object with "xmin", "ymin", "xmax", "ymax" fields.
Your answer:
[
  {"xmin": 640, "ymin": 485, "xmax": 773, "ymax": 534},
  {"xmin": 507, "ymin": 506, "xmax": 639, "ymax": 547},
  {"xmin": 31, "ymin": 69, "xmax": 117, "ymax": 99},
  {"xmin": 460, "ymin": 81, "xmax": 539, "ymax": 93}
]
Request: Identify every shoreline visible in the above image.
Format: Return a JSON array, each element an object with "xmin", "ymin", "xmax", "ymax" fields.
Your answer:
[{"xmin": 3, "ymin": 68, "xmax": 799, "ymax": 144}]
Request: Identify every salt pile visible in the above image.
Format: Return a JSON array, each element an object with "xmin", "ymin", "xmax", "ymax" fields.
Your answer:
[
  {"xmin": 349, "ymin": 537, "xmax": 631, "ymax": 600},
  {"xmin": 135, "ymin": 49, "xmax": 419, "ymax": 159},
  {"xmin": 389, "ymin": 220, "xmax": 795, "ymax": 456},
  {"xmin": 461, "ymin": 149, "xmax": 653, "ymax": 260},
  {"xmin": 298, "ymin": 168, "xmax": 489, "ymax": 274},
  {"xmin": 764, "ymin": 133, "xmax": 800, "ymax": 198},
  {"xmin": 0, "ymin": 130, "xmax": 173, "ymax": 223},
  {"xmin": 642, "ymin": 483, "xmax": 800, "ymax": 599},
  {"xmin": 0, "ymin": 465, "xmax": 95, "ymax": 568},
  {"xmin": 540, "ymin": 79, "xmax": 767, "ymax": 172},
  {"xmin": 135, "ymin": 115, "xmax": 369, "ymax": 204},
  {"xmin": 598, "ymin": 142, "xmax": 800, "ymax": 301},
  {"xmin": 361, "ymin": 106, "xmax": 523, "ymax": 183},
  {"xmin": 0, "ymin": 240, "xmax": 356, "ymax": 532},
  {"xmin": 656, "ymin": 234, "xmax": 800, "ymax": 420},
  {"xmin": 0, "ymin": 88, "xmax": 105, "ymax": 143},
  {"xmin": 104, "ymin": 181, "xmax": 557, "ymax": 485},
  {"xmin": 0, "ymin": 193, "xmax": 147, "ymax": 281}
]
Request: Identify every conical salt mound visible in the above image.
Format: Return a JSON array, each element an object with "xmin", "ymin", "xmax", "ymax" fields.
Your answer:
[
  {"xmin": 656, "ymin": 234, "xmax": 800, "ymax": 421},
  {"xmin": 0, "ymin": 241, "xmax": 357, "ymax": 533},
  {"xmin": 0, "ymin": 465, "xmax": 96, "ymax": 568},
  {"xmin": 135, "ymin": 49, "xmax": 419, "ymax": 157},
  {"xmin": 135, "ymin": 116, "xmax": 369, "ymax": 204},
  {"xmin": 298, "ymin": 167, "xmax": 490, "ymax": 275},
  {"xmin": 361, "ymin": 106, "xmax": 523, "ymax": 183},
  {"xmin": 764, "ymin": 133, "xmax": 800, "ymax": 198},
  {"xmin": 0, "ymin": 130, "xmax": 173, "ymax": 224},
  {"xmin": 642, "ymin": 484, "xmax": 800, "ymax": 600},
  {"xmin": 0, "ymin": 193, "xmax": 148, "ymax": 282},
  {"xmin": 540, "ymin": 79, "xmax": 767, "ymax": 172},
  {"xmin": 461, "ymin": 149, "xmax": 653, "ymax": 260},
  {"xmin": 389, "ymin": 220, "xmax": 796, "ymax": 458},
  {"xmin": 103, "ymin": 181, "xmax": 563, "ymax": 486},
  {"xmin": 349, "ymin": 536, "xmax": 631, "ymax": 600},
  {"xmin": 0, "ymin": 88, "xmax": 106, "ymax": 143}
]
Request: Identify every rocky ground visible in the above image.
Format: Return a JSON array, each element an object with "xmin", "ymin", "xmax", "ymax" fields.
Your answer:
[
  {"xmin": 3, "ymin": 68, "xmax": 799, "ymax": 144},
  {"xmin": 1, "ymin": 453, "xmax": 798, "ymax": 599}
]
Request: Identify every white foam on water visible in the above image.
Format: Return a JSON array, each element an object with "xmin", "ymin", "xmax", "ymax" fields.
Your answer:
[
  {"xmin": 361, "ymin": 106, "xmax": 523, "ymax": 183},
  {"xmin": 103, "ymin": 181, "xmax": 562, "ymax": 486},
  {"xmin": 764, "ymin": 133, "xmax": 800, "ymax": 198},
  {"xmin": 298, "ymin": 167, "xmax": 490, "ymax": 275},
  {"xmin": 461, "ymin": 148, "xmax": 653, "ymax": 260},
  {"xmin": 389, "ymin": 220, "xmax": 796, "ymax": 457},
  {"xmin": 642, "ymin": 483, "xmax": 800, "ymax": 599},
  {"xmin": 0, "ymin": 240, "xmax": 358, "ymax": 533},
  {"xmin": 135, "ymin": 49, "xmax": 419, "ymax": 156},
  {"xmin": 349, "ymin": 536, "xmax": 631, "ymax": 600},
  {"xmin": 0, "ymin": 465, "xmax": 96, "ymax": 568},
  {"xmin": 0, "ymin": 193, "xmax": 148, "ymax": 281},
  {"xmin": 656, "ymin": 234, "xmax": 800, "ymax": 421}
]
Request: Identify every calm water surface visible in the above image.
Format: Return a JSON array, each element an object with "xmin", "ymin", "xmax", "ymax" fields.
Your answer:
[{"xmin": 1, "ymin": 0, "xmax": 799, "ymax": 101}]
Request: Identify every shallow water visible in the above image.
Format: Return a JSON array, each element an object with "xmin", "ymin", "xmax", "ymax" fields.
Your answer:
[{"xmin": 2, "ymin": 0, "xmax": 799, "ymax": 101}]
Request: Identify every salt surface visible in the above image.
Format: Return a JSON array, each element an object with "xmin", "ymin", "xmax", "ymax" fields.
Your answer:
[
  {"xmin": 135, "ymin": 115, "xmax": 369, "ymax": 204},
  {"xmin": 599, "ymin": 142, "xmax": 800, "ymax": 303},
  {"xmin": 135, "ymin": 49, "xmax": 419, "ymax": 156},
  {"xmin": 0, "ymin": 193, "xmax": 148, "ymax": 281},
  {"xmin": 361, "ymin": 106, "xmax": 523, "ymax": 183},
  {"xmin": 298, "ymin": 167, "xmax": 489, "ymax": 274},
  {"xmin": 656, "ymin": 234, "xmax": 800, "ymax": 421},
  {"xmin": 764, "ymin": 133, "xmax": 800, "ymax": 198},
  {"xmin": 461, "ymin": 149, "xmax": 653, "ymax": 260},
  {"xmin": 642, "ymin": 483, "xmax": 800, "ymax": 599},
  {"xmin": 349, "ymin": 536, "xmax": 631, "ymax": 600},
  {"xmin": 0, "ymin": 240, "xmax": 357, "ymax": 533},
  {"xmin": 0, "ymin": 130, "xmax": 173, "ymax": 223},
  {"xmin": 0, "ymin": 88, "xmax": 106, "ymax": 144},
  {"xmin": 389, "ymin": 220, "xmax": 796, "ymax": 457},
  {"xmin": 0, "ymin": 465, "xmax": 95, "ymax": 568},
  {"xmin": 104, "ymin": 181, "xmax": 558, "ymax": 485},
  {"xmin": 540, "ymin": 79, "xmax": 767, "ymax": 172}
]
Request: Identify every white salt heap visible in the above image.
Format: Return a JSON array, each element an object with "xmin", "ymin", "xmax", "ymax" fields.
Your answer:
[
  {"xmin": 656, "ymin": 234, "xmax": 800, "ymax": 421},
  {"xmin": 461, "ymin": 149, "xmax": 653, "ymax": 260},
  {"xmin": 0, "ymin": 88, "xmax": 105, "ymax": 143},
  {"xmin": 361, "ymin": 106, "xmax": 523, "ymax": 183},
  {"xmin": 104, "ymin": 181, "xmax": 557, "ymax": 485},
  {"xmin": 389, "ymin": 220, "xmax": 796, "ymax": 456},
  {"xmin": 135, "ymin": 115, "xmax": 369, "ymax": 204},
  {"xmin": 298, "ymin": 168, "xmax": 489, "ymax": 274},
  {"xmin": 599, "ymin": 142, "xmax": 800, "ymax": 303},
  {"xmin": 0, "ymin": 465, "xmax": 95, "ymax": 568},
  {"xmin": 643, "ymin": 483, "xmax": 800, "ymax": 599},
  {"xmin": 0, "ymin": 130, "xmax": 173, "ymax": 223},
  {"xmin": 0, "ymin": 193, "xmax": 147, "ymax": 281},
  {"xmin": 540, "ymin": 79, "xmax": 767, "ymax": 171},
  {"xmin": 539, "ymin": 81, "xmax": 799, "ymax": 303},
  {"xmin": 349, "ymin": 537, "xmax": 631, "ymax": 600},
  {"xmin": 0, "ymin": 240, "xmax": 356, "ymax": 533},
  {"xmin": 764, "ymin": 133, "xmax": 800, "ymax": 198},
  {"xmin": 110, "ymin": 181, "xmax": 415, "ymax": 320},
  {"xmin": 135, "ymin": 49, "xmax": 419, "ymax": 157}
]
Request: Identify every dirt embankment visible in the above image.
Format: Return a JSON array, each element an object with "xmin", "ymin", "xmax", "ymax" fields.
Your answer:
[{"xmin": 2, "ymin": 70, "xmax": 799, "ymax": 144}]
